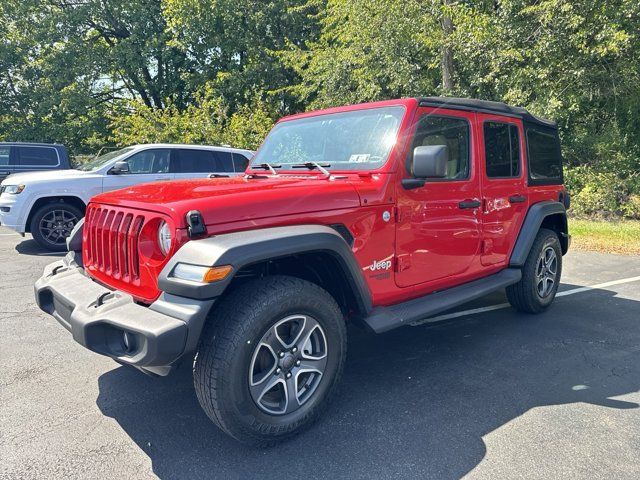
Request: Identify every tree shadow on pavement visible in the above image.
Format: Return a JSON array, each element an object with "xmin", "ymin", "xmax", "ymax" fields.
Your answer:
[{"xmin": 96, "ymin": 284, "xmax": 640, "ymax": 480}]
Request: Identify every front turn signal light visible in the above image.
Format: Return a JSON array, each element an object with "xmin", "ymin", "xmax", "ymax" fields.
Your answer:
[
  {"xmin": 171, "ymin": 263, "xmax": 233, "ymax": 283},
  {"xmin": 203, "ymin": 265, "xmax": 233, "ymax": 283}
]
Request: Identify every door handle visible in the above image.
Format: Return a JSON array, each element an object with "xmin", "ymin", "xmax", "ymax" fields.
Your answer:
[
  {"xmin": 459, "ymin": 199, "xmax": 481, "ymax": 209},
  {"xmin": 509, "ymin": 195, "xmax": 526, "ymax": 203}
]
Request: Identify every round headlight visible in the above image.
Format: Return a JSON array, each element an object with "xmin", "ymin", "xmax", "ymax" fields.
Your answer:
[{"xmin": 158, "ymin": 221, "xmax": 172, "ymax": 255}]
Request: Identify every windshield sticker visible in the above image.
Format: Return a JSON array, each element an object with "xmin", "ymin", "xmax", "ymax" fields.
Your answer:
[{"xmin": 348, "ymin": 154, "xmax": 371, "ymax": 163}]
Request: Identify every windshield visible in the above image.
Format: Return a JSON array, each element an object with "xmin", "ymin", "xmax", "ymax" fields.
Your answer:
[
  {"xmin": 76, "ymin": 147, "xmax": 135, "ymax": 171},
  {"xmin": 251, "ymin": 106, "xmax": 405, "ymax": 171}
]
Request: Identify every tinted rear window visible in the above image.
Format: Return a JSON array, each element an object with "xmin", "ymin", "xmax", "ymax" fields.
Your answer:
[
  {"xmin": 213, "ymin": 151, "xmax": 234, "ymax": 172},
  {"xmin": 527, "ymin": 128, "xmax": 563, "ymax": 184},
  {"xmin": 232, "ymin": 153, "xmax": 250, "ymax": 172},
  {"xmin": 16, "ymin": 146, "xmax": 59, "ymax": 166},
  {"xmin": 175, "ymin": 149, "xmax": 215, "ymax": 173}
]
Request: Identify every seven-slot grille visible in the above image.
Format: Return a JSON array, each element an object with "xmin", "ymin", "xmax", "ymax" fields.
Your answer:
[{"xmin": 84, "ymin": 206, "xmax": 145, "ymax": 281}]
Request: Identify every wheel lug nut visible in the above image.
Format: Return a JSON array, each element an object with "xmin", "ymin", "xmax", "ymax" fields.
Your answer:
[
  {"xmin": 295, "ymin": 360, "xmax": 300, "ymax": 366},
  {"xmin": 286, "ymin": 372, "xmax": 292, "ymax": 379},
  {"xmin": 292, "ymin": 347, "xmax": 298, "ymax": 353},
  {"xmin": 275, "ymin": 368, "xmax": 281, "ymax": 374},
  {"xmin": 279, "ymin": 352, "xmax": 285, "ymax": 358}
]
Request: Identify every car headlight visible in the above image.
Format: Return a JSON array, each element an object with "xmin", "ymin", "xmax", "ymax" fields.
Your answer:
[
  {"xmin": 2, "ymin": 184, "xmax": 25, "ymax": 194},
  {"xmin": 158, "ymin": 221, "xmax": 172, "ymax": 255}
]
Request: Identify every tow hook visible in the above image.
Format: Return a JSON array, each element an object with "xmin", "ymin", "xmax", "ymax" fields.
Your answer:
[{"xmin": 95, "ymin": 292, "xmax": 115, "ymax": 307}]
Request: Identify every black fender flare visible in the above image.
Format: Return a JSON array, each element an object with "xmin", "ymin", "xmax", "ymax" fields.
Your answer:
[
  {"xmin": 158, "ymin": 225, "xmax": 373, "ymax": 313},
  {"xmin": 510, "ymin": 200, "xmax": 569, "ymax": 267}
]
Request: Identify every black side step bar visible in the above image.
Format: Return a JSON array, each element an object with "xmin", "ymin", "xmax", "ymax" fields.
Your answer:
[{"xmin": 364, "ymin": 268, "xmax": 522, "ymax": 333}]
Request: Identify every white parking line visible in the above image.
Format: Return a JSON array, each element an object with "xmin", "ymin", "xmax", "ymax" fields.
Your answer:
[{"xmin": 410, "ymin": 275, "xmax": 640, "ymax": 326}]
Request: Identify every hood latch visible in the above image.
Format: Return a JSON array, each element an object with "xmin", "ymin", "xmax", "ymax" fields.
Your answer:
[{"xmin": 186, "ymin": 210, "xmax": 207, "ymax": 238}]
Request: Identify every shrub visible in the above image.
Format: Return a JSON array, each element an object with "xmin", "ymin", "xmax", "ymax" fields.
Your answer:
[{"xmin": 565, "ymin": 165, "xmax": 640, "ymax": 219}]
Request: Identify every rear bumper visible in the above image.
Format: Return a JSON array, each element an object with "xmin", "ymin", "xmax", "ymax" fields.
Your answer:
[{"xmin": 34, "ymin": 252, "xmax": 213, "ymax": 375}]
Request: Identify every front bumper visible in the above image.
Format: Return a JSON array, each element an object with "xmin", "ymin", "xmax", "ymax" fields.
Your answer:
[
  {"xmin": 34, "ymin": 252, "xmax": 213, "ymax": 375},
  {"xmin": 0, "ymin": 194, "xmax": 25, "ymax": 233}
]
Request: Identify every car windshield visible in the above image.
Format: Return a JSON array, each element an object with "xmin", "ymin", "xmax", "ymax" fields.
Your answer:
[
  {"xmin": 250, "ymin": 106, "xmax": 405, "ymax": 171},
  {"xmin": 76, "ymin": 147, "xmax": 135, "ymax": 171}
]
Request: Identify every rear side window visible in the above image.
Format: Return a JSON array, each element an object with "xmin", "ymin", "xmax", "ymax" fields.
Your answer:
[
  {"xmin": 526, "ymin": 128, "xmax": 563, "ymax": 184},
  {"xmin": 174, "ymin": 149, "xmax": 216, "ymax": 173},
  {"xmin": 16, "ymin": 146, "xmax": 59, "ymax": 166},
  {"xmin": 212, "ymin": 151, "xmax": 234, "ymax": 172},
  {"xmin": 232, "ymin": 153, "xmax": 250, "ymax": 172},
  {"xmin": 484, "ymin": 122, "xmax": 520, "ymax": 178},
  {"xmin": 0, "ymin": 147, "xmax": 11, "ymax": 166}
]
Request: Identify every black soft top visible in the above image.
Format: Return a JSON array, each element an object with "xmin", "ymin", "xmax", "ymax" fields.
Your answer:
[{"xmin": 417, "ymin": 97, "xmax": 557, "ymax": 129}]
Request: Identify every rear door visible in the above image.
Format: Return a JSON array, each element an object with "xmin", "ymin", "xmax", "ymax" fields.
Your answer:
[
  {"xmin": 394, "ymin": 107, "xmax": 483, "ymax": 288},
  {"xmin": 101, "ymin": 148, "xmax": 174, "ymax": 192},
  {"xmin": 478, "ymin": 115, "xmax": 529, "ymax": 266}
]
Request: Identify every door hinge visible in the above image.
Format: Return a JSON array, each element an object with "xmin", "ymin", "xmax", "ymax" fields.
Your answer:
[
  {"xmin": 395, "ymin": 206, "xmax": 410, "ymax": 223},
  {"xmin": 395, "ymin": 254, "xmax": 411, "ymax": 272}
]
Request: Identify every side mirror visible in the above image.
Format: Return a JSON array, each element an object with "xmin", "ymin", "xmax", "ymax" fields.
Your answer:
[
  {"xmin": 110, "ymin": 160, "xmax": 130, "ymax": 175},
  {"xmin": 403, "ymin": 145, "xmax": 449, "ymax": 189}
]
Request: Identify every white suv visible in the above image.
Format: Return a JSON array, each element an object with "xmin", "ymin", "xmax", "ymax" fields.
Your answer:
[{"xmin": 0, "ymin": 144, "xmax": 253, "ymax": 251}]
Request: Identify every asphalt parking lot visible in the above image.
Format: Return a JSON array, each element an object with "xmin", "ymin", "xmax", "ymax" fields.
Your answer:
[{"xmin": 1, "ymin": 226, "xmax": 639, "ymax": 480}]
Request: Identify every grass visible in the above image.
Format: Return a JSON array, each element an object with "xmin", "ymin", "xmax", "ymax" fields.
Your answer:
[{"xmin": 569, "ymin": 218, "xmax": 640, "ymax": 256}]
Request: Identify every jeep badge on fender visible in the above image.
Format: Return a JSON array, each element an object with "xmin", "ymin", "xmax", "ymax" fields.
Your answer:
[{"xmin": 35, "ymin": 97, "xmax": 570, "ymax": 446}]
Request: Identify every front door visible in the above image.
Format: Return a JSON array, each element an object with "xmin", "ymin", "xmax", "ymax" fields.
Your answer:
[
  {"xmin": 102, "ymin": 148, "xmax": 174, "ymax": 192},
  {"xmin": 477, "ymin": 115, "xmax": 529, "ymax": 266},
  {"xmin": 395, "ymin": 107, "xmax": 483, "ymax": 288}
]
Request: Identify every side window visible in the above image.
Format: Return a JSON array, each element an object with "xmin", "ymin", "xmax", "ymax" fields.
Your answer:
[
  {"xmin": 409, "ymin": 116, "xmax": 470, "ymax": 180},
  {"xmin": 125, "ymin": 149, "xmax": 171, "ymax": 174},
  {"xmin": 174, "ymin": 149, "xmax": 215, "ymax": 173},
  {"xmin": 212, "ymin": 151, "xmax": 234, "ymax": 172},
  {"xmin": 16, "ymin": 147, "xmax": 59, "ymax": 166},
  {"xmin": 527, "ymin": 128, "xmax": 563, "ymax": 184},
  {"xmin": 0, "ymin": 147, "xmax": 11, "ymax": 166},
  {"xmin": 484, "ymin": 122, "xmax": 520, "ymax": 178},
  {"xmin": 232, "ymin": 153, "xmax": 250, "ymax": 172}
]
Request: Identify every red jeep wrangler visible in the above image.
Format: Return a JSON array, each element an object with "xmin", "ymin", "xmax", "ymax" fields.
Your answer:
[{"xmin": 35, "ymin": 97, "xmax": 570, "ymax": 445}]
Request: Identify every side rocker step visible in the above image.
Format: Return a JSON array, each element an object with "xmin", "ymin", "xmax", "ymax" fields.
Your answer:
[{"xmin": 364, "ymin": 268, "xmax": 522, "ymax": 333}]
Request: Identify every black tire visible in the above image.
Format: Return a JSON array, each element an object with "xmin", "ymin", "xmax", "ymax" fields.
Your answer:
[
  {"xmin": 193, "ymin": 275, "xmax": 347, "ymax": 446},
  {"xmin": 30, "ymin": 201, "xmax": 83, "ymax": 252},
  {"xmin": 507, "ymin": 228, "xmax": 562, "ymax": 313}
]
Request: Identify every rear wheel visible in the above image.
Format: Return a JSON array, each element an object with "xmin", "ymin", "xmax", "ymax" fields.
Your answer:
[
  {"xmin": 193, "ymin": 275, "xmax": 347, "ymax": 446},
  {"xmin": 507, "ymin": 228, "xmax": 562, "ymax": 313},
  {"xmin": 30, "ymin": 202, "xmax": 83, "ymax": 252}
]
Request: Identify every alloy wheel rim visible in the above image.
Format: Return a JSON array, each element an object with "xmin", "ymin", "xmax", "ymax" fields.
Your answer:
[
  {"xmin": 536, "ymin": 246, "xmax": 557, "ymax": 298},
  {"xmin": 248, "ymin": 314, "xmax": 328, "ymax": 416},
  {"xmin": 39, "ymin": 209, "xmax": 78, "ymax": 246}
]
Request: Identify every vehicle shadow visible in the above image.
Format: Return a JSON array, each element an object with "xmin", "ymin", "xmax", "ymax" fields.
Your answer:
[
  {"xmin": 14, "ymin": 238, "xmax": 65, "ymax": 257},
  {"xmin": 96, "ymin": 284, "xmax": 640, "ymax": 479}
]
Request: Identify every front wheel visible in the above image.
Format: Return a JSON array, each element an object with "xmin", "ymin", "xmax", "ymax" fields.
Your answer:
[
  {"xmin": 507, "ymin": 228, "xmax": 562, "ymax": 313},
  {"xmin": 193, "ymin": 276, "xmax": 347, "ymax": 445},
  {"xmin": 30, "ymin": 201, "xmax": 83, "ymax": 252}
]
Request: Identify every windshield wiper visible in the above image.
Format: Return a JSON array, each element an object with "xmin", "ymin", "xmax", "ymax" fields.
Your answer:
[
  {"xmin": 251, "ymin": 163, "xmax": 281, "ymax": 175},
  {"xmin": 290, "ymin": 162, "xmax": 331, "ymax": 176}
]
